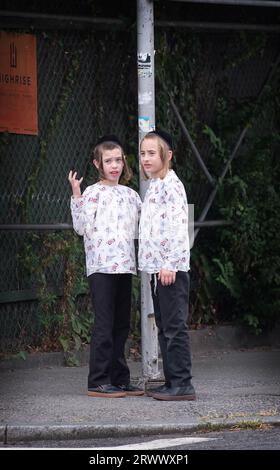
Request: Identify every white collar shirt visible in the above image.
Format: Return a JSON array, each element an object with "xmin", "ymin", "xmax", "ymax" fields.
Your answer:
[
  {"xmin": 138, "ymin": 170, "xmax": 190, "ymax": 273},
  {"xmin": 70, "ymin": 183, "xmax": 141, "ymax": 276}
]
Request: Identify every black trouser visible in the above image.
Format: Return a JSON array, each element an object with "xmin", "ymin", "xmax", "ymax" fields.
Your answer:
[
  {"xmin": 151, "ymin": 271, "xmax": 192, "ymax": 388},
  {"xmin": 88, "ymin": 273, "xmax": 132, "ymax": 388}
]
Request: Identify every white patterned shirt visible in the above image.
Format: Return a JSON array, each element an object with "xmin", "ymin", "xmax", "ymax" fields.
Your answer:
[
  {"xmin": 70, "ymin": 183, "xmax": 141, "ymax": 276},
  {"xmin": 138, "ymin": 170, "xmax": 190, "ymax": 273}
]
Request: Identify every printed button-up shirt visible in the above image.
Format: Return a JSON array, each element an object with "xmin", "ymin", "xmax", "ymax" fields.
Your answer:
[
  {"xmin": 138, "ymin": 170, "xmax": 190, "ymax": 273},
  {"xmin": 70, "ymin": 183, "xmax": 141, "ymax": 276}
]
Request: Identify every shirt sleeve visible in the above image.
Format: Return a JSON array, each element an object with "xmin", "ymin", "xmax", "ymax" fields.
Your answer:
[
  {"xmin": 161, "ymin": 182, "xmax": 190, "ymax": 272},
  {"xmin": 136, "ymin": 193, "xmax": 142, "ymax": 218},
  {"xmin": 132, "ymin": 191, "xmax": 142, "ymax": 240},
  {"xmin": 70, "ymin": 187, "xmax": 97, "ymax": 236}
]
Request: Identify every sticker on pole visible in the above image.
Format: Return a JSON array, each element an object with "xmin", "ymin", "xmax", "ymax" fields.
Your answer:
[
  {"xmin": 139, "ymin": 116, "xmax": 151, "ymax": 132},
  {"xmin": 138, "ymin": 91, "xmax": 152, "ymax": 105},
  {"xmin": 138, "ymin": 52, "xmax": 152, "ymax": 78}
]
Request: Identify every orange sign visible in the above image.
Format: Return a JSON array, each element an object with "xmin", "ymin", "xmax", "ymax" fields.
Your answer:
[{"xmin": 0, "ymin": 32, "xmax": 38, "ymax": 135}]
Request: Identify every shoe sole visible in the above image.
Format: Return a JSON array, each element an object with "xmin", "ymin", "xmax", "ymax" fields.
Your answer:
[
  {"xmin": 146, "ymin": 387, "xmax": 169, "ymax": 397},
  {"xmin": 125, "ymin": 390, "xmax": 145, "ymax": 396},
  {"xmin": 87, "ymin": 391, "xmax": 126, "ymax": 398},
  {"xmin": 152, "ymin": 394, "xmax": 196, "ymax": 401},
  {"xmin": 146, "ymin": 390, "xmax": 163, "ymax": 397}
]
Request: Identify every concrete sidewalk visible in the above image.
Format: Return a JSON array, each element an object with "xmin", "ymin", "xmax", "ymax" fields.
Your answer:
[{"xmin": 1, "ymin": 347, "xmax": 280, "ymax": 444}]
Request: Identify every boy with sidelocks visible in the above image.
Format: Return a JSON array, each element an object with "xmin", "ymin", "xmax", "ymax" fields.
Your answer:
[
  {"xmin": 138, "ymin": 130, "xmax": 196, "ymax": 401},
  {"xmin": 68, "ymin": 135, "xmax": 144, "ymax": 398}
]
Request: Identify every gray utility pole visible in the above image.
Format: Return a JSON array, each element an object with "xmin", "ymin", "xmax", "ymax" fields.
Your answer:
[{"xmin": 137, "ymin": 0, "xmax": 160, "ymax": 380}]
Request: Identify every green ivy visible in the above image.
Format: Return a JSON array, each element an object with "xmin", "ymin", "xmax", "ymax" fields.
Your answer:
[
  {"xmin": 6, "ymin": 28, "xmax": 279, "ymax": 357},
  {"xmin": 19, "ymin": 231, "xmax": 92, "ymax": 364},
  {"xmin": 155, "ymin": 30, "xmax": 280, "ymax": 333}
]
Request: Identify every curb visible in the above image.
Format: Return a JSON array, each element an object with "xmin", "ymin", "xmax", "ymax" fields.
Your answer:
[{"xmin": 2, "ymin": 417, "xmax": 280, "ymax": 444}]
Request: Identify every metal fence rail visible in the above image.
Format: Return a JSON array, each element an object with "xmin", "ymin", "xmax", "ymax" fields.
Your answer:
[
  {"xmin": 0, "ymin": 28, "xmax": 137, "ymax": 353},
  {"xmin": 0, "ymin": 21, "xmax": 278, "ymax": 353}
]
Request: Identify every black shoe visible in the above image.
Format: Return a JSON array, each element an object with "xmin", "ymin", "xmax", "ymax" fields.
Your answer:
[
  {"xmin": 152, "ymin": 384, "xmax": 196, "ymax": 401},
  {"xmin": 146, "ymin": 383, "xmax": 170, "ymax": 397},
  {"xmin": 88, "ymin": 384, "xmax": 126, "ymax": 398},
  {"xmin": 117, "ymin": 383, "xmax": 145, "ymax": 396}
]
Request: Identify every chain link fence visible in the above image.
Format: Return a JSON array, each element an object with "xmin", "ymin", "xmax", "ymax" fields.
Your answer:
[
  {"xmin": 0, "ymin": 28, "xmax": 137, "ymax": 354},
  {"xmin": 0, "ymin": 24, "xmax": 279, "ymax": 354}
]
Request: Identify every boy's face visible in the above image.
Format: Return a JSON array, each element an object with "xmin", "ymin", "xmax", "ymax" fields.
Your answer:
[
  {"xmin": 94, "ymin": 148, "xmax": 124, "ymax": 185},
  {"xmin": 140, "ymin": 137, "xmax": 171, "ymax": 179}
]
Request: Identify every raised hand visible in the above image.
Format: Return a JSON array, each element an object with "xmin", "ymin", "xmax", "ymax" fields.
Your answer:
[{"xmin": 68, "ymin": 170, "xmax": 83, "ymax": 198}]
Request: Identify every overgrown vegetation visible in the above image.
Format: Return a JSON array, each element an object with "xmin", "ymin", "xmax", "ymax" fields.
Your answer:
[
  {"xmin": 19, "ymin": 231, "xmax": 92, "ymax": 365},
  {"xmin": 1, "ymin": 27, "xmax": 279, "ymax": 358},
  {"xmin": 155, "ymin": 30, "xmax": 280, "ymax": 332}
]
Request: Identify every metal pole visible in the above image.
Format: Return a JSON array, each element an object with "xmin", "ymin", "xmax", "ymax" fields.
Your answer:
[
  {"xmin": 137, "ymin": 0, "xmax": 160, "ymax": 380},
  {"xmin": 168, "ymin": 0, "xmax": 280, "ymax": 7},
  {"xmin": 0, "ymin": 10, "xmax": 126, "ymax": 29},
  {"xmin": 0, "ymin": 223, "xmax": 72, "ymax": 231},
  {"xmin": 156, "ymin": 20, "xmax": 280, "ymax": 32},
  {"xmin": 0, "ymin": 220, "xmax": 232, "ymax": 231}
]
